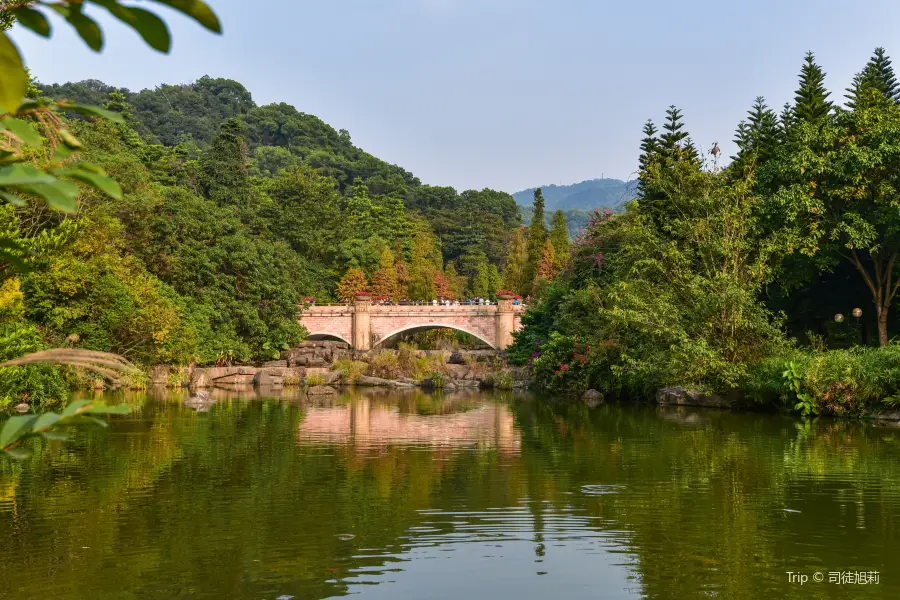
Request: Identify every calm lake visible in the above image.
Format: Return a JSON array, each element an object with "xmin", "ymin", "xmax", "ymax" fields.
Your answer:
[{"xmin": 1, "ymin": 388, "xmax": 898, "ymax": 599}]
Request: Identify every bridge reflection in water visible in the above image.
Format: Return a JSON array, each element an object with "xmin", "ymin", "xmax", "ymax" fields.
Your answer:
[{"xmin": 298, "ymin": 390, "xmax": 521, "ymax": 454}]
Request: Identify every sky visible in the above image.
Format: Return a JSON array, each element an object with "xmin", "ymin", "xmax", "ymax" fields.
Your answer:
[{"xmin": 11, "ymin": 0, "xmax": 900, "ymax": 193}]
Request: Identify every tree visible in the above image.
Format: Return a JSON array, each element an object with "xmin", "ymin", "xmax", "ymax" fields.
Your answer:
[
  {"xmin": 536, "ymin": 238, "xmax": 557, "ymax": 281},
  {"xmin": 370, "ymin": 247, "xmax": 399, "ymax": 300},
  {"xmin": 794, "ymin": 51, "xmax": 832, "ymax": 123},
  {"xmin": 549, "ymin": 210, "xmax": 570, "ymax": 270},
  {"xmin": 395, "ymin": 259, "xmax": 411, "ymax": 300},
  {"xmin": 659, "ymin": 106, "xmax": 695, "ymax": 163},
  {"xmin": 337, "ymin": 268, "xmax": 369, "ymax": 302},
  {"xmin": 432, "ymin": 269, "xmax": 453, "ymax": 300},
  {"xmin": 444, "ymin": 262, "xmax": 466, "ymax": 299},
  {"xmin": 526, "ymin": 188, "xmax": 548, "ymax": 289},
  {"xmin": 732, "ymin": 97, "xmax": 781, "ymax": 170},
  {"xmin": 502, "ymin": 227, "xmax": 529, "ymax": 295},
  {"xmin": 637, "ymin": 120, "xmax": 660, "ymax": 195},
  {"xmin": 846, "ymin": 47, "xmax": 900, "ymax": 109},
  {"xmin": 764, "ymin": 95, "xmax": 900, "ymax": 345}
]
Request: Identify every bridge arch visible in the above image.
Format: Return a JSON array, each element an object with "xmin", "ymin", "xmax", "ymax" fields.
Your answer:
[
  {"xmin": 305, "ymin": 332, "xmax": 352, "ymax": 346},
  {"xmin": 371, "ymin": 323, "xmax": 496, "ymax": 349}
]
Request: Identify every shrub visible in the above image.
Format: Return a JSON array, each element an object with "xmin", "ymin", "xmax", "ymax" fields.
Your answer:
[
  {"xmin": 0, "ymin": 322, "xmax": 69, "ymax": 407},
  {"xmin": 424, "ymin": 371, "xmax": 447, "ymax": 388},
  {"xmin": 306, "ymin": 374, "xmax": 326, "ymax": 386},
  {"xmin": 333, "ymin": 359, "xmax": 367, "ymax": 383},
  {"xmin": 745, "ymin": 344, "xmax": 900, "ymax": 416},
  {"xmin": 368, "ymin": 350, "xmax": 402, "ymax": 379},
  {"xmin": 485, "ymin": 371, "xmax": 513, "ymax": 390}
]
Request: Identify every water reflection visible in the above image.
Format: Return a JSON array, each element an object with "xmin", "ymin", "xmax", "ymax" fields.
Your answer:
[
  {"xmin": 299, "ymin": 391, "xmax": 521, "ymax": 453},
  {"xmin": 0, "ymin": 390, "xmax": 898, "ymax": 600}
]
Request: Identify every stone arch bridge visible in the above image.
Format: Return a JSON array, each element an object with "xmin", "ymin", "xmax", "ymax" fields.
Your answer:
[{"xmin": 299, "ymin": 296, "xmax": 524, "ymax": 351}]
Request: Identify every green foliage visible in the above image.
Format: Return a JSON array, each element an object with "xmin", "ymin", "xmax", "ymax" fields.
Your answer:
[
  {"xmin": 549, "ymin": 209, "xmax": 569, "ymax": 270},
  {"xmin": 793, "ymin": 51, "xmax": 832, "ymax": 123},
  {"xmin": 305, "ymin": 374, "xmax": 326, "ymax": 387},
  {"xmin": 845, "ymin": 47, "xmax": 899, "ymax": 109},
  {"xmin": 0, "ymin": 322, "xmax": 68, "ymax": 407},
  {"xmin": 332, "ymin": 359, "xmax": 367, "ymax": 383},
  {"xmin": 1, "ymin": 398, "xmax": 131, "ymax": 460},
  {"xmin": 746, "ymin": 345, "xmax": 900, "ymax": 416}
]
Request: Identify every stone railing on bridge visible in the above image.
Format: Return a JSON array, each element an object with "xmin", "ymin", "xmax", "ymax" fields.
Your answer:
[{"xmin": 299, "ymin": 296, "xmax": 525, "ymax": 351}]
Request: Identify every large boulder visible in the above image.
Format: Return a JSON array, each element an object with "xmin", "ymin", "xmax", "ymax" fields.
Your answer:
[
  {"xmin": 448, "ymin": 352, "xmax": 466, "ymax": 365},
  {"xmin": 254, "ymin": 371, "xmax": 282, "ymax": 386},
  {"xmin": 149, "ymin": 365, "xmax": 170, "ymax": 386},
  {"xmin": 189, "ymin": 369, "xmax": 211, "ymax": 389},
  {"xmin": 582, "ymin": 389, "xmax": 604, "ymax": 408},
  {"xmin": 446, "ymin": 364, "xmax": 470, "ymax": 379},
  {"xmin": 656, "ymin": 386, "xmax": 731, "ymax": 408}
]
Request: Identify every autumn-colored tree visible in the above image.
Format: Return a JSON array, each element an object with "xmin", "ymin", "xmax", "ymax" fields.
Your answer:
[
  {"xmin": 433, "ymin": 269, "xmax": 454, "ymax": 300},
  {"xmin": 337, "ymin": 268, "xmax": 369, "ymax": 302},
  {"xmin": 534, "ymin": 238, "xmax": 557, "ymax": 287}
]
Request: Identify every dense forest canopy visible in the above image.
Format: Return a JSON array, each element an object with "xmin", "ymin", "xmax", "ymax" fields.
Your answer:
[
  {"xmin": 1, "ymin": 74, "xmax": 550, "ymax": 385},
  {"xmin": 508, "ymin": 47, "xmax": 900, "ymax": 417}
]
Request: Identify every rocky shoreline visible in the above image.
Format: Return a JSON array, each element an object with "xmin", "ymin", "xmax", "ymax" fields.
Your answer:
[{"xmin": 150, "ymin": 340, "xmax": 530, "ymax": 394}]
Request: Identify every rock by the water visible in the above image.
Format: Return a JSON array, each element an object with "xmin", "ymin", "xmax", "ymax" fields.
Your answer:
[
  {"xmin": 254, "ymin": 371, "xmax": 281, "ymax": 386},
  {"xmin": 656, "ymin": 386, "xmax": 731, "ymax": 408},
  {"xmin": 307, "ymin": 385, "xmax": 337, "ymax": 396},
  {"xmin": 189, "ymin": 369, "xmax": 211, "ymax": 389},
  {"xmin": 356, "ymin": 375, "xmax": 393, "ymax": 387},
  {"xmin": 874, "ymin": 410, "xmax": 900, "ymax": 421},
  {"xmin": 582, "ymin": 389, "xmax": 604, "ymax": 407},
  {"xmin": 448, "ymin": 352, "xmax": 466, "ymax": 365}
]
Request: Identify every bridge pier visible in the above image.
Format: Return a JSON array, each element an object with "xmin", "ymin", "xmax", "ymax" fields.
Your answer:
[
  {"xmin": 352, "ymin": 295, "xmax": 372, "ymax": 351},
  {"xmin": 495, "ymin": 296, "xmax": 516, "ymax": 351}
]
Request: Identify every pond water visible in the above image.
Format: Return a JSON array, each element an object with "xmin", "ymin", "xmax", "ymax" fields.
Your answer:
[{"xmin": 1, "ymin": 388, "xmax": 899, "ymax": 599}]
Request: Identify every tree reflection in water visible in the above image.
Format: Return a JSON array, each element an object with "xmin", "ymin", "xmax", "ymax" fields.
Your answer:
[{"xmin": 0, "ymin": 388, "xmax": 898, "ymax": 600}]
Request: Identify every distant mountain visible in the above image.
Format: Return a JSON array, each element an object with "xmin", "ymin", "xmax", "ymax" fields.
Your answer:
[
  {"xmin": 514, "ymin": 178, "xmax": 637, "ymax": 237},
  {"xmin": 512, "ymin": 178, "xmax": 637, "ymax": 213}
]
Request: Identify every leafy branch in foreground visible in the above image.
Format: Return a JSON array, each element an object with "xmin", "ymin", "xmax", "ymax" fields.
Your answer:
[{"xmin": 1, "ymin": 398, "xmax": 131, "ymax": 459}]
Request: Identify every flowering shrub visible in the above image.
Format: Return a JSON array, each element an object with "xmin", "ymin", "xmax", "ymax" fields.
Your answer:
[
  {"xmin": 495, "ymin": 290, "xmax": 523, "ymax": 300},
  {"xmin": 530, "ymin": 332, "xmax": 592, "ymax": 394}
]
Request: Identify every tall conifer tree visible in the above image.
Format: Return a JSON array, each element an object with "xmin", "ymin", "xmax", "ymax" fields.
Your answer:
[
  {"xmin": 659, "ymin": 106, "xmax": 690, "ymax": 162},
  {"xmin": 794, "ymin": 51, "xmax": 832, "ymax": 123},
  {"xmin": 846, "ymin": 47, "xmax": 900, "ymax": 109},
  {"xmin": 549, "ymin": 209, "xmax": 570, "ymax": 270},
  {"xmin": 526, "ymin": 188, "xmax": 548, "ymax": 290}
]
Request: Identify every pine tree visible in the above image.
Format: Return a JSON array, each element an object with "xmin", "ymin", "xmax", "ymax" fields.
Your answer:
[
  {"xmin": 502, "ymin": 227, "xmax": 529, "ymax": 295},
  {"xmin": 846, "ymin": 47, "xmax": 900, "ymax": 109},
  {"xmin": 794, "ymin": 51, "xmax": 832, "ymax": 123},
  {"xmin": 779, "ymin": 102, "xmax": 796, "ymax": 137},
  {"xmin": 549, "ymin": 209, "xmax": 570, "ymax": 270},
  {"xmin": 337, "ymin": 268, "xmax": 369, "ymax": 302},
  {"xmin": 734, "ymin": 97, "xmax": 781, "ymax": 167},
  {"xmin": 659, "ymin": 106, "xmax": 690, "ymax": 162},
  {"xmin": 638, "ymin": 119, "xmax": 660, "ymax": 195},
  {"xmin": 526, "ymin": 188, "xmax": 548, "ymax": 289}
]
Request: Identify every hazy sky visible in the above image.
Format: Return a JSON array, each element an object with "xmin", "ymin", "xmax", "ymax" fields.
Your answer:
[{"xmin": 11, "ymin": 0, "xmax": 900, "ymax": 192}]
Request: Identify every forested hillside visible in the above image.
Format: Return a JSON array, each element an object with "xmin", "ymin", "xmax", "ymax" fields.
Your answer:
[{"xmin": 1, "ymin": 76, "xmax": 528, "ymax": 374}]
